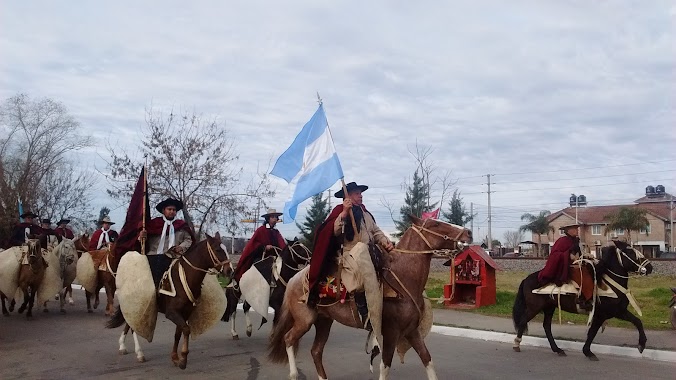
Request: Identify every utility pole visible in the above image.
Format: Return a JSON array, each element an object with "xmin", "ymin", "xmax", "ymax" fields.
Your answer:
[
  {"xmin": 327, "ymin": 188, "xmax": 332, "ymax": 208},
  {"xmin": 470, "ymin": 202, "xmax": 474, "ymax": 238},
  {"xmin": 254, "ymin": 197, "xmax": 261, "ymax": 230},
  {"xmin": 487, "ymin": 174, "xmax": 492, "ymax": 251},
  {"xmin": 671, "ymin": 194, "xmax": 674, "ymax": 252}
]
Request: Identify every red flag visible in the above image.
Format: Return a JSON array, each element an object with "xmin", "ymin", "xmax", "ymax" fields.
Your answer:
[
  {"xmin": 422, "ymin": 208, "xmax": 440, "ymax": 220},
  {"xmin": 114, "ymin": 167, "xmax": 150, "ymax": 258}
]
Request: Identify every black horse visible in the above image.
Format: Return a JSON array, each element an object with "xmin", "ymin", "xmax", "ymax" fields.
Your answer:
[
  {"xmin": 512, "ymin": 240, "xmax": 652, "ymax": 360},
  {"xmin": 222, "ymin": 238, "xmax": 311, "ymax": 339}
]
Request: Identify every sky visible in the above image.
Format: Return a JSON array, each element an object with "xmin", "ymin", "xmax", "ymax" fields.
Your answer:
[{"xmin": 1, "ymin": 1, "xmax": 674, "ymax": 242}]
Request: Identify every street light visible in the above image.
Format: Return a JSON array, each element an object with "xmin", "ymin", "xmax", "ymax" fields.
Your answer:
[{"xmin": 569, "ymin": 194, "xmax": 587, "ymax": 223}]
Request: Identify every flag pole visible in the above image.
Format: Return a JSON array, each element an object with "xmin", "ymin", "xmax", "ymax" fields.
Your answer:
[
  {"xmin": 317, "ymin": 92, "xmax": 359, "ymax": 236},
  {"xmin": 141, "ymin": 156, "xmax": 148, "ymax": 255}
]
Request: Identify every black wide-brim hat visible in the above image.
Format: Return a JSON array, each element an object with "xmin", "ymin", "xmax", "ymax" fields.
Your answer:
[
  {"xmin": 56, "ymin": 218, "xmax": 71, "ymax": 225},
  {"xmin": 334, "ymin": 182, "xmax": 368, "ymax": 198},
  {"xmin": 41, "ymin": 219, "xmax": 52, "ymax": 224},
  {"xmin": 20, "ymin": 211, "xmax": 38, "ymax": 218},
  {"xmin": 156, "ymin": 197, "xmax": 184, "ymax": 213}
]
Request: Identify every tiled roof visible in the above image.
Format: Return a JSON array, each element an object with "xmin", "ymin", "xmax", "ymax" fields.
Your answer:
[
  {"xmin": 454, "ymin": 245, "xmax": 502, "ymax": 270},
  {"xmin": 548, "ymin": 203, "xmax": 672, "ymax": 224},
  {"xmin": 634, "ymin": 193, "xmax": 675, "ymax": 204}
]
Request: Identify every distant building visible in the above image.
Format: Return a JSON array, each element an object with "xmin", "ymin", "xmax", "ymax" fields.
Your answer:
[{"xmin": 531, "ymin": 189, "xmax": 674, "ymax": 258}]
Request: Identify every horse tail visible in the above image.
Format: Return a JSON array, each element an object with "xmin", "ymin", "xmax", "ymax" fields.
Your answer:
[
  {"xmin": 268, "ymin": 298, "xmax": 296, "ymax": 364},
  {"xmin": 512, "ymin": 277, "xmax": 528, "ymax": 334},
  {"xmin": 106, "ymin": 305, "xmax": 125, "ymax": 329}
]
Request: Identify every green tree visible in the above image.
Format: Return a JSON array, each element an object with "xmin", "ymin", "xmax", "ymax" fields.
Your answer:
[
  {"xmin": 394, "ymin": 170, "xmax": 437, "ymax": 237},
  {"xmin": 481, "ymin": 236, "xmax": 502, "ymax": 248},
  {"xmin": 604, "ymin": 207, "xmax": 649, "ymax": 243},
  {"xmin": 296, "ymin": 193, "xmax": 330, "ymax": 246},
  {"xmin": 94, "ymin": 206, "xmax": 110, "ymax": 228},
  {"xmin": 442, "ymin": 189, "xmax": 474, "ymax": 226},
  {"xmin": 519, "ymin": 210, "xmax": 554, "ymax": 257}
]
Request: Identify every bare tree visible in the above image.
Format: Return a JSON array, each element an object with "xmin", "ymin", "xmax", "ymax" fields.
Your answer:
[
  {"xmin": 503, "ymin": 230, "xmax": 524, "ymax": 250},
  {"xmin": 104, "ymin": 106, "xmax": 275, "ymax": 238},
  {"xmin": 0, "ymin": 94, "xmax": 94, "ymax": 245}
]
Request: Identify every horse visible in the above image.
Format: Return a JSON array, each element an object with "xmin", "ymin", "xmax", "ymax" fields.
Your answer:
[
  {"xmin": 83, "ymin": 243, "xmax": 118, "ymax": 315},
  {"xmin": 41, "ymin": 238, "xmax": 78, "ymax": 313},
  {"xmin": 0, "ymin": 238, "xmax": 47, "ymax": 319},
  {"xmin": 60, "ymin": 233, "xmax": 90, "ymax": 304},
  {"xmin": 512, "ymin": 240, "xmax": 653, "ymax": 360},
  {"xmin": 268, "ymin": 216, "xmax": 472, "ymax": 380},
  {"xmin": 222, "ymin": 238, "xmax": 311, "ymax": 339},
  {"xmin": 106, "ymin": 233, "xmax": 233, "ymax": 369}
]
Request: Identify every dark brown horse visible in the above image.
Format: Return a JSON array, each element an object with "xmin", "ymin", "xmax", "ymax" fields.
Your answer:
[
  {"xmin": 222, "ymin": 238, "xmax": 311, "ymax": 339},
  {"xmin": 85, "ymin": 243, "xmax": 118, "ymax": 315},
  {"xmin": 268, "ymin": 216, "xmax": 472, "ymax": 380},
  {"xmin": 512, "ymin": 240, "xmax": 653, "ymax": 360},
  {"xmin": 107, "ymin": 233, "xmax": 233, "ymax": 369},
  {"xmin": 1, "ymin": 238, "xmax": 47, "ymax": 319}
]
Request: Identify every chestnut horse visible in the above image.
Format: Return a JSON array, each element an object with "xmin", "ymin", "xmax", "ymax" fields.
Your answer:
[
  {"xmin": 222, "ymin": 238, "xmax": 311, "ymax": 339},
  {"xmin": 107, "ymin": 233, "xmax": 233, "ymax": 369},
  {"xmin": 512, "ymin": 240, "xmax": 653, "ymax": 360},
  {"xmin": 86, "ymin": 243, "xmax": 118, "ymax": 315},
  {"xmin": 268, "ymin": 216, "xmax": 472, "ymax": 380}
]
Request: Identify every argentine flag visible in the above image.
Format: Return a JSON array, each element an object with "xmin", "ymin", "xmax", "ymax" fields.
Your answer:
[{"xmin": 271, "ymin": 104, "xmax": 343, "ymax": 222}]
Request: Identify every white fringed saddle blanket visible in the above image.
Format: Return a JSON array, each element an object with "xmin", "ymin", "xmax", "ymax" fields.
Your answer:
[{"xmin": 532, "ymin": 280, "xmax": 618, "ymax": 298}]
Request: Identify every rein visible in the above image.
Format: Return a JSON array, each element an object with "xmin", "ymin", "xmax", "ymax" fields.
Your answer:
[
  {"xmin": 181, "ymin": 240, "xmax": 230, "ymax": 276},
  {"xmin": 392, "ymin": 219, "xmax": 466, "ymax": 256}
]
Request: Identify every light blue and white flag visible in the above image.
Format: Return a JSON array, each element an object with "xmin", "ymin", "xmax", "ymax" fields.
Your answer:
[
  {"xmin": 271, "ymin": 104, "xmax": 343, "ymax": 222},
  {"xmin": 18, "ymin": 197, "xmax": 24, "ymax": 222}
]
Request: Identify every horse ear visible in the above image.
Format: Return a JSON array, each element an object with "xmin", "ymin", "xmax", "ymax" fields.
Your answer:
[
  {"xmin": 214, "ymin": 231, "xmax": 221, "ymax": 241},
  {"xmin": 408, "ymin": 214, "xmax": 423, "ymax": 226}
]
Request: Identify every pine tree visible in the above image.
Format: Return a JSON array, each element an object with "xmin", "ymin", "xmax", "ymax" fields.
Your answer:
[
  {"xmin": 442, "ymin": 189, "xmax": 473, "ymax": 226},
  {"xmin": 94, "ymin": 206, "xmax": 110, "ymax": 228},
  {"xmin": 394, "ymin": 170, "xmax": 437, "ymax": 237},
  {"xmin": 296, "ymin": 193, "xmax": 330, "ymax": 246}
]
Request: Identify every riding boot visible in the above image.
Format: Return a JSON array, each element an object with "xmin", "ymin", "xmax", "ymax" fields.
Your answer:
[
  {"xmin": 576, "ymin": 296, "xmax": 593, "ymax": 312},
  {"xmin": 354, "ymin": 291, "xmax": 372, "ymax": 331}
]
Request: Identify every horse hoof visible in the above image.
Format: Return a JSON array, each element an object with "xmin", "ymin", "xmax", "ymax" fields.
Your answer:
[
  {"xmin": 2, "ymin": 313, "xmax": 8, "ymax": 317},
  {"xmin": 119, "ymin": 349, "xmax": 127, "ymax": 355},
  {"xmin": 587, "ymin": 355, "xmax": 599, "ymax": 361},
  {"xmin": 68, "ymin": 300, "xmax": 74, "ymax": 305},
  {"xmin": 557, "ymin": 350, "xmax": 567, "ymax": 357},
  {"xmin": 638, "ymin": 345, "xmax": 645, "ymax": 354},
  {"xmin": 512, "ymin": 347, "xmax": 520, "ymax": 352},
  {"xmin": 232, "ymin": 335, "xmax": 239, "ymax": 340},
  {"xmin": 87, "ymin": 309, "xmax": 93, "ymax": 314},
  {"xmin": 179, "ymin": 361, "xmax": 187, "ymax": 370},
  {"xmin": 137, "ymin": 356, "xmax": 146, "ymax": 363},
  {"xmin": 246, "ymin": 330, "xmax": 252, "ymax": 337}
]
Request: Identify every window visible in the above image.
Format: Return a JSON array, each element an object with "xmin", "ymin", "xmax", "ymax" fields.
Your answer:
[
  {"xmin": 591, "ymin": 225, "xmax": 602, "ymax": 236},
  {"xmin": 559, "ymin": 229, "xmax": 565, "ymax": 236},
  {"xmin": 613, "ymin": 229, "xmax": 625, "ymax": 236},
  {"xmin": 640, "ymin": 224, "xmax": 651, "ymax": 234}
]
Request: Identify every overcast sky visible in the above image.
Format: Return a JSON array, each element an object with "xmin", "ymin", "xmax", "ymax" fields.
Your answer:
[{"xmin": 1, "ymin": 1, "xmax": 674, "ymax": 242}]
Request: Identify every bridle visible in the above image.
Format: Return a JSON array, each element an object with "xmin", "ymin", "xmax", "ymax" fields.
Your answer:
[
  {"xmin": 393, "ymin": 219, "xmax": 469, "ymax": 256},
  {"xmin": 606, "ymin": 243, "xmax": 651, "ymax": 279},
  {"xmin": 181, "ymin": 239, "xmax": 231, "ymax": 275}
]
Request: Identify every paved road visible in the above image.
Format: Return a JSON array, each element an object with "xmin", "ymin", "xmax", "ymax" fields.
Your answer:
[{"xmin": 1, "ymin": 292, "xmax": 674, "ymax": 380}]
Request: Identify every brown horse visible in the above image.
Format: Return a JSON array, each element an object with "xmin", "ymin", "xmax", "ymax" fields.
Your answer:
[
  {"xmin": 85, "ymin": 243, "xmax": 118, "ymax": 315},
  {"xmin": 268, "ymin": 216, "xmax": 472, "ymax": 380},
  {"xmin": 107, "ymin": 233, "xmax": 233, "ymax": 369},
  {"xmin": 512, "ymin": 240, "xmax": 653, "ymax": 360},
  {"xmin": 3, "ymin": 238, "xmax": 47, "ymax": 319}
]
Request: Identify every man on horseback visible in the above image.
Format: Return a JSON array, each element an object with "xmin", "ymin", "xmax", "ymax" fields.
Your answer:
[
  {"xmin": 232, "ymin": 208, "xmax": 287, "ymax": 284},
  {"xmin": 89, "ymin": 216, "xmax": 119, "ymax": 250},
  {"xmin": 40, "ymin": 219, "xmax": 61, "ymax": 246},
  {"xmin": 306, "ymin": 181, "xmax": 394, "ymax": 330},
  {"xmin": 140, "ymin": 198, "xmax": 195, "ymax": 287},
  {"xmin": 9, "ymin": 211, "xmax": 42, "ymax": 247},
  {"xmin": 538, "ymin": 223, "xmax": 592, "ymax": 311},
  {"xmin": 54, "ymin": 218, "xmax": 75, "ymax": 239}
]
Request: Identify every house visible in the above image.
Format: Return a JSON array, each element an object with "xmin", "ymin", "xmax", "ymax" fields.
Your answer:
[{"xmin": 531, "ymin": 190, "xmax": 674, "ymax": 258}]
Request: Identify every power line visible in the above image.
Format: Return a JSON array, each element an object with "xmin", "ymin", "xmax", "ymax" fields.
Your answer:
[
  {"xmin": 493, "ymin": 169, "xmax": 676, "ymax": 186},
  {"xmin": 491, "ymin": 159, "xmax": 676, "ymax": 177}
]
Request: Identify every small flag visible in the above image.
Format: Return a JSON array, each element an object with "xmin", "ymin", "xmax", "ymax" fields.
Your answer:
[
  {"xmin": 422, "ymin": 208, "xmax": 440, "ymax": 220},
  {"xmin": 18, "ymin": 197, "xmax": 24, "ymax": 222},
  {"xmin": 270, "ymin": 104, "xmax": 344, "ymax": 222}
]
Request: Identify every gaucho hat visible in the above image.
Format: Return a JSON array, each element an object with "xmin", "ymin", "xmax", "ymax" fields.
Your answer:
[
  {"xmin": 156, "ymin": 197, "xmax": 184, "ymax": 213},
  {"xmin": 20, "ymin": 211, "xmax": 38, "ymax": 219},
  {"xmin": 100, "ymin": 216, "xmax": 115, "ymax": 225},
  {"xmin": 261, "ymin": 208, "xmax": 283, "ymax": 219},
  {"xmin": 559, "ymin": 223, "xmax": 581, "ymax": 230},
  {"xmin": 56, "ymin": 218, "xmax": 71, "ymax": 225},
  {"xmin": 334, "ymin": 182, "xmax": 368, "ymax": 198}
]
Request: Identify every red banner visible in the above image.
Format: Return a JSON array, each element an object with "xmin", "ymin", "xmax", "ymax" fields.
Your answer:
[
  {"xmin": 114, "ymin": 167, "xmax": 150, "ymax": 258},
  {"xmin": 422, "ymin": 208, "xmax": 440, "ymax": 220}
]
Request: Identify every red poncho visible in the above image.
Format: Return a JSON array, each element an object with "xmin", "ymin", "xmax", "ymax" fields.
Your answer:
[
  {"xmin": 233, "ymin": 225, "xmax": 286, "ymax": 281},
  {"xmin": 538, "ymin": 234, "xmax": 577, "ymax": 285}
]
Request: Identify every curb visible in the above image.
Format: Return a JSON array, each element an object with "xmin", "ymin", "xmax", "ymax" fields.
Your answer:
[{"xmin": 431, "ymin": 325, "xmax": 676, "ymax": 363}]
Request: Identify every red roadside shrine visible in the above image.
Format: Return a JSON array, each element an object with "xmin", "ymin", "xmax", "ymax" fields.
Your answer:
[{"xmin": 443, "ymin": 245, "xmax": 500, "ymax": 308}]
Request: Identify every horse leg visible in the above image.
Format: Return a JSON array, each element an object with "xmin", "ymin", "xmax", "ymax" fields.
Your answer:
[
  {"xmin": 284, "ymin": 319, "xmax": 313, "ymax": 380},
  {"xmin": 93, "ymin": 285, "xmax": 100, "ymax": 310},
  {"xmin": 85, "ymin": 290, "xmax": 93, "ymax": 313},
  {"xmin": 582, "ymin": 317, "xmax": 606, "ymax": 361},
  {"xmin": 379, "ymin": 325, "xmax": 401, "ymax": 380},
  {"xmin": 244, "ymin": 302, "xmax": 253, "ymax": 337},
  {"xmin": 171, "ymin": 325, "xmax": 182, "ymax": 366},
  {"xmin": 166, "ymin": 310, "xmax": 191, "ymax": 369},
  {"xmin": 132, "ymin": 329, "xmax": 145, "ymax": 362},
  {"xmin": 406, "ymin": 329, "xmax": 438, "ymax": 380},
  {"xmin": 615, "ymin": 309, "xmax": 647, "ymax": 354},
  {"xmin": 514, "ymin": 305, "xmax": 541, "ymax": 353},
  {"xmin": 59, "ymin": 287, "xmax": 66, "ymax": 313},
  {"xmin": 311, "ymin": 317, "xmax": 333, "ymax": 380},
  {"xmin": 66, "ymin": 285, "xmax": 74, "ymax": 305},
  {"xmin": 119, "ymin": 324, "xmax": 130, "ymax": 355},
  {"xmin": 103, "ymin": 280, "xmax": 115, "ymax": 316},
  {"xmin": 43, "ymin": 300, "xmax": 49, "ymax": 313},
  {"xmin": 230, "ymin": 309, "xmax": 239, "ymax": 340},
  {"xmin": 26, "ymin": 287, "xmax": 36, "ymax": 319},
  {"xmin": 542, "ymin": 306, "xmax": 565, "ymax": 356},
  {"xmin": 18, "ymin": 287, "xmax": 28, "ymax": 314},
  {"xmin": 1, "ymin": 294, "xmax": 9, "ymax": 316}
]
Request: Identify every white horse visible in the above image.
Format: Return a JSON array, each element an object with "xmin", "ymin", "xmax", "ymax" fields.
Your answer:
[{"xmin": 42, "ymin": 239, "xmax": 78, "ymax": 313}]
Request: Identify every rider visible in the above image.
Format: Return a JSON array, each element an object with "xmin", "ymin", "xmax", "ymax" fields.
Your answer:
[
  {"xmin": 40, "ymin": 218, "xmax": 60, "ymax": 246},
  {"xmin": 141, "ymin": 198, "xmax": 195, "ymax": 287},
  {"xmin": 538, "ymin": 223, "xmax": 592, "ymax": 310},
  {"xmin": 89, "ymin": 216, "xmax": 119, "ymax": 250},
  {"xmin": 233, "ymin": 208, "xmax": 286, "ymax": 284},
  {"xmin": 306, "ymin": 182, "xmax": 395, "ymax": 330},
  {"xmin": 54, "ymin": 218, "xmax": 75, "ymax": 239},
  {"xmin": 9, "ymin": 211, "xmax": 43, "ymax": 247}
]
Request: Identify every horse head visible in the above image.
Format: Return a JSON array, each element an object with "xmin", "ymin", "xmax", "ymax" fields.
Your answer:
[
  {"xmin": 58, "ymin": 238, "xmax": 78, "ymax": 266},
  {"xmin": 284, "ymin": 239, "xmax": 311, "ymax": 268},
  {"xmin": 25, "ymin": 238, "xmax": 43, "ymax": 270},
  {"xmin": 209, "ymin": 232, "xmax": 233, "ymax": 277},
  {"xmin": 404, "ymin": 215, "xmax": 473, "ymax": 252},
  {"xmin": 610, "ymin": 240, "xmax": 653, "ymax": 276},
  {"xmin": 75, "ymin": 233, "xmax": 90, "ymax": 252}
]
